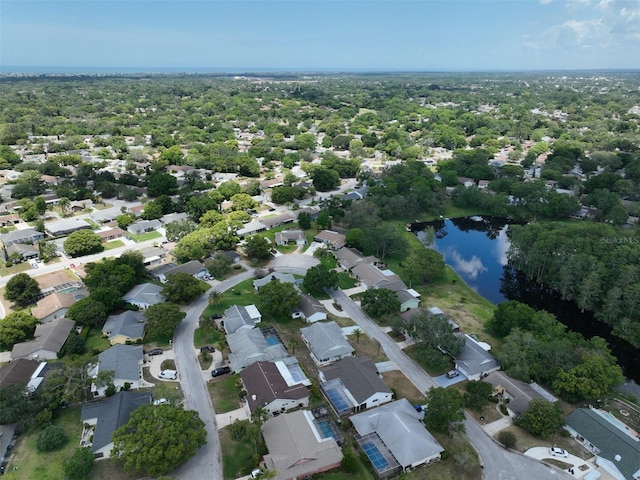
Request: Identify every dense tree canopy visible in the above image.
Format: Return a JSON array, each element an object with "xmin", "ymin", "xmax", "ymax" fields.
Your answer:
[
  {"xmin": 360, "ymin": 288, "xmax": 400, "ymax": 318},
  {"xmin": 0, "ymin": 310, "xmax": 39, "ymax": 348},
  {"xmin": 64, "ymin": 230, "xmax": 104, "ymax": 257},
  {"xmin": 257, "ymin": 280, "xmax": 300, "ymax": 318},
  {"xmin": 162, "ymin": 272, "xmax": 208, "ymax": 304},
  {"xmin": 5, "ymin": 272, "xmax": 41, "ymax": 306},
  {"xmin": 515, "ymin": 400, "xmax": 564, "ymax": 437},
  {"xmin": 144, "ymin": 303, "xmax": 186, "ymax": 340},
  {"xmin": 424, "ymin": 387, "xmax": 466, "ymax": 435},
  {"xmin": 111, "ymin": 404, "xmax": 207, "ymax": 476},
  {"xmin": 302, "ymin": 264, "xmax": 339, "ymax": 294}
]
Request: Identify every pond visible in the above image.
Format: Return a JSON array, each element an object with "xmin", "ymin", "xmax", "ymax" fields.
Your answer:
[{"xmin": 412, "ymin": 216, "xmax": 640, "ymax": 383}]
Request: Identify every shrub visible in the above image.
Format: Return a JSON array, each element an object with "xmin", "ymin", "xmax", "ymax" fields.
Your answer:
[
  {"xmin": 63, "ymin": 447, "xmax": 94, "ymax": 480},
  {"xmin": 341, "ymin": 451, "xmax": 358, "ymax": 474},
  {"xmin": 497, "ymin": 431, "xmax": 517, "ymax": 449},
  {"xmin": 36, "ymin": 425, "xmax": 68, "ymax": 452},
  {"xmin": 499, "ymin": 404, "xmax": 509, "ymax": 416},
  {"xmin": 35, "ymin": 409, "xmax": 52, "ymax": 426},
  {"xmin": 441, "ymin": 450, "xmax": 450, "ymax": 461}
]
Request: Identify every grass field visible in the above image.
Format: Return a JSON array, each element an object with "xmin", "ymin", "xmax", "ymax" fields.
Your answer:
[
  {"xmin": 201, "ymin": 278, "xmax": 258, "ymax": 320},
  {"xmin": 102, "ymin": 240, "xmax": 125, "ymax": 250},
  {"xmin": 220, "ymin": 427, "xmax": 259, "ymax": 479},
  {"xmin": 128, "ymin": 231, "xmax": 162, "ymax": 242},
  {"xmin": 3, "ymin": 408, "xmax": 82, "ymax": 480},
  {"xmin": 208, "ymin": 375, "xmax": 243, "ymax": 413}
]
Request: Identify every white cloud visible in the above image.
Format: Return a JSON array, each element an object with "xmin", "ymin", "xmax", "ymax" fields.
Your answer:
[{"xmin": 444, "ymin": 248, "xmax": 488, "ymax": 280}]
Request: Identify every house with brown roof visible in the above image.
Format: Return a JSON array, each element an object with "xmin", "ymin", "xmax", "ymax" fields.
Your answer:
[
  {"xmin": 262, "ymin": 410, "xmax": 343, "ymax": 480},
  {"xmin": 5, "ymin": 242, "xmax": 39, "ymax": 261},
  {"xmin": 314, "ymin": 230, "xmax": 346, "ymax": 250},
  {"xmin": 96, "ymin": 227, "xmax": 125, "ymax": 242},
  {"xmin": 292, "ymin": 294, "xmax": 327, "ymax": 323},
  {"xmin": 11, "ymin": 318, "xmax": 76, "ymax": 360},
  {"xmin": 31, "ymin": 291, "xmax": 81, "ymax": 323},
  {"xmin": 240, "ymin": 360, "xmax": 310, "ymax": 416},
  {"xmin": 0, "ymin": 358, "xmax": 40, "ymax": 389}
]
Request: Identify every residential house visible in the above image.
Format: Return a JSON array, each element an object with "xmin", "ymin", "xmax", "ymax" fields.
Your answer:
[
  {"xmin": 274, "ymin": 230, "xmax": 307, "ymax": 246},
  {"xmin": 253, "ymin": 272, "xmax": 297, "ymax": 291},
  {"xmin": 241, "ymin": 360, "xmax": 310, "ymax": 416},
  {"xmin": 292, "ymin": 294, "xmax": 327, "ymax": 323},
  {"xmin": 222, "ymin": 250, "xmax": 241, "ymax": 263},
  {"xmin": 484, "ymin": 371, "xmax": 558, "ymax": 417},
  {"xmin": 11, "ymin": 318, "xmax": 76, "ymax": 360},
  {"xmin": 0, "ymin": 228, "xmax": 45, "ymax": 247},
  {"xmin": 237, "ymin": 219, "xmax": 267, "ymax": 237},
  {"xmin": 0, "ymin": 424, "xmax": 17, "ymax": 471},
  {"xmin": 223, "ymin": 304, "xmax": 262, "ymax": 335},
  {"xmin": 90, "ymin": 344, "xmax": 145, "ymax": 396},
  {"xmin": 457, "ymin": 177, "xmax": 475, "ymax": 188},
  {"xmin": 260, "ymin": 212, "xmax": 295, "ymax": 230},
  {"xmin": 160, "ymin": 212, "xmax": 189, "ymax": 225},
  {"xmin": 102, "ymin": 311, "xmax": 146, "ymax": 345},
  {"xmin": 96, "ymin": 227, "xmax": 125, "ymax": 242},
  {"xmin": 31, "ymin": 291, "xmax": 82, "ymax": 323},
  {"xmin": 332, "ymin": 247, "xmax": 379, "ymax": 272},
  {"xmin": 351, "ymin": 263, "xmax": 405, "ymax": 291},
  {"xmin": 80, "ymin": 391, "xmax": 151, "ymax": 459},
  {"xmin": 565, "ymin": 407, "xmax": 640, "ymax": 480},
  {"xmin": 45, "ymin": 218, "xmax": 92, "ymax": 237},
  {"xmin": 126, "ymin": 219, "xmax": 161, "ymax": 235},
  {"xmin": 262, "ymin": 410, "xmax": 343, "ymax": 480},
  {"xmin": 351, "ymin": 398, "xmax": 444, "ymax": 476},
  {"xmin": 319, "ymin": 356, "xmax": 393, "ymax": 416},
  {"xmin": 0, "ymin": 213, "xmax": 23, "ymax": 228},
  {"xmin": 36, "ymin": 271, "xmax": 84, "ymax": 297},
  {"xmin": 0, "ymin": 358, "xmax": 40, "ymax": 389},
  {"xmin": 122, "ymin": 283, "xmax": 165, "ymax": 310},
  {"xmin": 150, "ymin": 260, "xmax": 208, "ymax": 283},
  {"xmin": 138, "ymin": 245, "xmax": 167, "ymax": 266},
  {"xmin": 314, "ymin": 230, "xmax": 346, "ymax": 250},
  {"xmin": 90, "ymin": 208, "xmax": 121, "ymax": 224},
  {"xmin": 454, "ymin": 334, "xmax": 501, "ymax": 381},
  {"xmin": 5, "ymin": 242, "xmax": 39, "ymax": 261},
  {"xmin": 402, "ymin": 307, "xmax": 460, "ymax": 332},
  {"xmin": 300, "ymin": 321, "xmax": 355, "ymax": 366},
  {"xmin": 396, "ymin": 289, "xmax": 420, "ymax": 312},
  {"xmin": 478, "ymin": 180, "xmax": 490, "ymax": 189},
  {"xmin": 227, "ymin": 328, "xmax": 288, "ymax": 372}
]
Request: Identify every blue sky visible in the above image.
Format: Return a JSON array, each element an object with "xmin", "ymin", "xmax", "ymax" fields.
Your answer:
[{"xmin": 1, "ymin": 0, "xmax": 639, "ymax": 72}]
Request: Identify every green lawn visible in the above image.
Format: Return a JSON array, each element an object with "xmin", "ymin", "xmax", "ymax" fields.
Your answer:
[
  {"xmin": 194, "ymin": 323, "xmax": 225, "ymax": 349},
  {"xmin": 220, "ymin": 428, "xmax": 260, "ymax": 479},
  {"xmin": 201, "ymin": 278, "xmax": 258, "ymax": 320},
  {"xmin": 337, "ymin": 272, "xmax": 357, "ymax": 289},
  {"xmin": 102, "ymin": 240, "xmax": 125, "ymax": 250},
  {"xmin": 208, "ymin": 375, "xmax": 243, "ymax": 413},
  {"xmin": 3, "ymin": 408, "xmax": 82, "ymax": 480},
  {"xmin": 0, "ymin": 261, "xmax": 31, "ymax": 276},
  {"xmin": 129, "ymin": 231, "xmax": 162, "ymax": 242}
]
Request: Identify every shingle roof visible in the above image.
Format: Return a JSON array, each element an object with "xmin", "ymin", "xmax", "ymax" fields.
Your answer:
[
  {"xmin": 262, "ymin": 410, "xmax": 343, "ymax": 480},
  {"xmin": 102, "ymin": 311, "xmax": 146, "ymax": 342},
  {"xmin": 454, "ymin": 334, "xmax": 500, "ymax": 377},
  {"xmin": 566, "ymin": 408, "xmax": 640, "ymax": 480},
  {"xmin": 0, "ymin": 358, "xmax": 39, "ymax": 389},
  {"xmin": 241, "ymin": 361, "xmax": 309, "ymax": 412},
  {"xmin": 123, "ymin": 283, "xmax": 165, "ymax": 307},
  {"xmin": 97, "ymin": 344, "xmax": 144, "ymax": 381},
  {"xmin": 300, "ymin": 321, "xmax": 354, "ymax": 361},
  {"xmin": 333, "ymin": 247, "xmax": 366, "ymax": 270},
  {"xmin": 81, "ymin": 391, "xmax": 151, "ymax": 452},
  {"xmin": 11, "ymin": 318, "xmax": 76, "ymax": 359},
  {"xmin": 0, "ymin": 228, "xmax": 44, "ymax": 245},
  {"xmin": 224, "ymin": 304, "xmax": 261, "ymax": 334},
  {"xmin": 31, "ymin": 292, "xmax": 78, "ymax": 320},
  {"xmin": 314, "ymin": 230, "xmax": 346, "ymax": 249},
  {"xmin": 320, "ymin": 357, "xmax": 391, "ymax": 404},
  {"xmin": 350, "ymin": 398, "xmax": 443, "ymax": 468},
  {"xmin": 227, "ymin": 329, "xmax": 287, "ymax": 372},
  {"xmin": 298, "ymin": 294, "xmax": 326, "ymax": 319}
]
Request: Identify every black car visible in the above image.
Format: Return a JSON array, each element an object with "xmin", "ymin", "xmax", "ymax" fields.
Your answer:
[
  {"xmin": 200, "ymin": 346, "xmax": 215, "ymax": 353},
  {"xmin": 147, "ymin": 348, "xmax": 163, "ymax": 356},
  {"xmin": 211, "ymin": 314, "xmax": 223, "ymax": 320},
  {"xmin": 211, "ymin": 366, "xmax": 231, "ymax": 377}
]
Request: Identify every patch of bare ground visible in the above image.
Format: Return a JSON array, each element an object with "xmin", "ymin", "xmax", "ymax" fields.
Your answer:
[
  {"xmin": 350, "ymin": 332, "xmax": 387, "ymax": 362},
  {"xmin": 495, "ymin": 425, "xmax": 591, "ymax": 460},
  {"xmin": 382, "ymin": 370, "xmax": 425, "ymax": 403}
]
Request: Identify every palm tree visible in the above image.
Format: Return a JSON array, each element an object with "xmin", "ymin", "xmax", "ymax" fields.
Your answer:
[
  {"xmin": 58, "ymin": 197, "xmax": 71, "ymax": 217},
  {"xmin": 353, "ymin": 328, "xmax": 362, "ymax": 344},
  {"xmin": 288, "ymin": 337, "xmax": 299, "ymax": 354},
  {"xmin": 208, "ymin": 290, "xmax": 224, "ymax": 306}
]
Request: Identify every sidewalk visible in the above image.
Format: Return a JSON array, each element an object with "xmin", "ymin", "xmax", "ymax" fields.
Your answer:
[
  {"xmin": 319, "ymin": 299, "xmax": 350, "ymax": 318},
  {"xmin": 216, "ymin": 403, "xmax": 251, "ymax": 429},
  {"xmin": 482, "ymin": 415, "xmax": 513, "ymax": 436}
]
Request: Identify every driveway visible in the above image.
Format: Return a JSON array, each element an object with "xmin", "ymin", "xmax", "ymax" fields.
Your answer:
[
  {"xmin": 524, "ymin": 447, "xmax": 597, "ymax": 478},
  {"xmin": 269, "ymin": 253, "xmax": 319, "ymax": 274}
]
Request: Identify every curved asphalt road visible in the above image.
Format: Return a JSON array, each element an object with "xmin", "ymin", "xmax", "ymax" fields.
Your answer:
[
  {"xmin": 171, "ymin": 268, "xmax": 254, "ymax": 479},
  {"xmin": 328, "ymin": 288, "xmax": 571, "ymax": 480}
]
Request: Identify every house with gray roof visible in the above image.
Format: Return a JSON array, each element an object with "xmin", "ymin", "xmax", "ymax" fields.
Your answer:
[
  {"xmin": 150, "ymin": 260, "xmax": 208, "ymax": 283},
  {"xmin": 253, "ymin": 272, "xmax": 297, "ymax": 290},
  {"xmin": 240, "ymin": 361, "xmax": 310, "ymax": 416},
  {"xmin": 90, "ymin": 344, "xmax": 144, "ymax": 396},
  {"xmin": 5, "ymin": 242, "xmax": 39, "ymax": 261},
  {"xmin": 0, "ymin": 358, "xmax": 40, "ymax": 390},
  {"xmin": 138, "ymin": 245, "xmax": 167, "ymax": 266},
  {"xmin": 126, "ymin": 219, "xmax": 161, "ymax": 235},
  {"xmin": 300, "ymin": 321, "xmax": 354, "ymax": 366},
  {"xmin": 259, "ymin": 211, "xmax": 295, "ymax": 229},
  {"xmin": 237, "ymin": 219, "xmax": 267, "ymax": 237},
  {"xmin": 262, "ymin": 410, "xmax": 343, "ymax": 480},
  {"xmin": 565, "ymin": 407, "xmax": 640, "ymax": 480},
  {"xmin": 454, "ymin": 334, "xmax": 500, "ymax": 381},
  {"xmin": 122, "ymin": 283, "xmax": 165, "ymax": 310},
  {"xmin": 11, "ymin": 318, "xmax": 76, "ymax": 361},
  {"xmin": 275, "ymin": 229, "xmax": 306, "ymax": 246},
  {"xmin": 314, "ymin": 230, "xmax": 346, "ymax": 250},
  {"xmin": 484, "ymin": 371, "xmax": 557, "ymax": 417},
  {"xmin": 223, "ymin": 304, "xmax": 262, "ymax": 335},
  {"xmin": 45, "ymin": 218, "xmax": 92, "ymax": 237},
  {"xmin": 160, "ymin": 212, "xmax": 190, "ymax": 225},
  {"xmin": 102, "ymin": 311, "xmax": 146, "ymax": 345},
  {"xmin": 80, "ymin": 391, "xmax": 151, "ymax": 458},
  {"xmin": 333, "ymin": 247, "xmax": 368, "ymax": 271},
  {"xmin": 319, "ymin": 356, "xmax": 393, "ymax": 416},
  {"xmin": 351, "ymin": 263, "xmax": 405, "ymax": 290},
  {"xmin": 293, "ymin": 294, "xmax": 327, "ymax": 323},
  {"xmin": 351, "ymin": 398, "xmax": 444, "ymax": 475},
  {"xmin": 227, "ymin": 328, "xmax": 288, "ymax": 373},
  {"xmin": 0, "ymin": 227, "xmax": 45, "ymax": 246},
  {"xmin": 90, "ymin": 207, "xmax": 121, "ymax": 223}
]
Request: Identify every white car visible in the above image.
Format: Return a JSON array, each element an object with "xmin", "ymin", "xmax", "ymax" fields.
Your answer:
[
  {"xmin": 30, "ymin": 260, "xmax": 39, "ymax": 269},
  {"xmin": 548, "ymin": 447, "xmax": 568, "ymax": 458},
  {"xmin": 153, "ymin": 398, "xmax": 169, "ymax": 405},
  {"xmin": 158, "ymin": 369, "xmax": 178, "ymax": 380}
]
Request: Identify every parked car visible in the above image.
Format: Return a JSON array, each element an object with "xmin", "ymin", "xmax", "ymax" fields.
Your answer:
[
  {"xmin": 200, "ymin": 346, "xmax": 215, "ymax": 353},
  {"xmin": 211, "ymin": 314, "xmax": 223, "ymax": 320},
  {"xmin": 548, "ymin": 447, "xmax": 568, "ymax": 458},
  {"xmin": 30, "ymin": 260, "xmax": 39, "ymax": 269},
  {"xmin": 211, "ymin": 366, "xmax": 231, "ymax": 377},
  {"xmin": 250, "ymin": 469, "xmax": 262, "ymax": 479},
  {"xmin": 153, "ymin": 398, "xmax": 169, "ymax": 405},
  {"xmin": 147, "ymin": 348, "xmax": 163, "ymax": 356},
  {"xmin": 159, "ymin": 369, "xmax": 178, "ymax": 380},
  {"xmin": 446, "ymin": 370, "xmax": 460, "ymax": 378}
]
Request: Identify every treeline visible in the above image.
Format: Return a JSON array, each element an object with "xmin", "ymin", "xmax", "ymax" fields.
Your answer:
[
  {"xmin": 507, "ymin": 222, "xmax": 640, "ymax": 347},
  {"xmin": 488, "ymin": 301, "xmax": 624, "ymax": 402}
]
